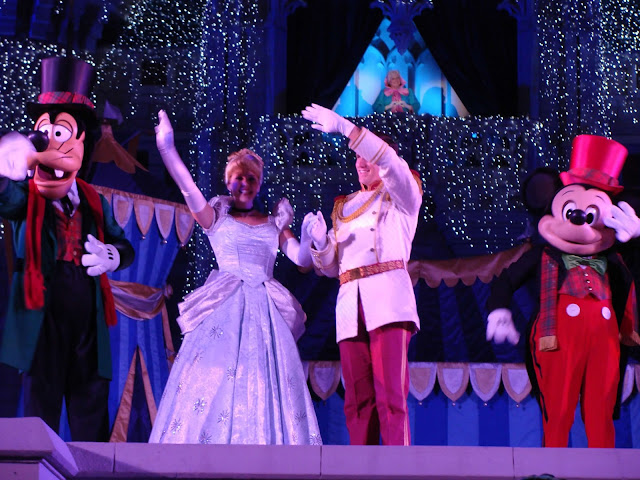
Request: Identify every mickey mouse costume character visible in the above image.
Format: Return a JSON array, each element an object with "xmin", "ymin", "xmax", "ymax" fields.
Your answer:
[
  {"xmin": 486, "ymin": 135, "xmax": 640, "ymax": 448},
  {"xmin": 0, "ymin": 57, "xmax": 134, "ymax": 441}
]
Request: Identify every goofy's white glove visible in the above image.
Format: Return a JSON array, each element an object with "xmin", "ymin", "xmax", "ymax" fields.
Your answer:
[
  {"xmin": 305, "ymin": 211, "xmax": 328, "ymax": 251},
  {"xmin": 0, "ymin": 132, "xmax": 34, "ymax": 181},
  {"xmin": 486, "ymin": 308, "xmax": 520, "ymax": 345},
  {"xmin": 82, "ymin": 234, "xmax": 121, "ymax": 276},
  {"xmin": 301, "ymin": 104, "xmax": 355, "ymax": 138},
  {"xmin": 604, "ymin": 201, "xmax": 640, "ymax": 243}
]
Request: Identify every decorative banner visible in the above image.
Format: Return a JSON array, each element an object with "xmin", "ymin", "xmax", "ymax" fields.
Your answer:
[
  {"xmin": 437, "ymin": 363, "xmax": 470, "ymax": 402},
  {"xmin": 469, "ymin": 363, "xmax": 502, "ymax": 403},
  {"xmin": 154, "ymin": 203, "xmax": 175, "ymax": 243},
  {"xmin": 501, "ymin": 363, "xmax": 531, "ymax": 403},
  {"xmin": 309, "ymin": 361, "xmax": 341, "ymax": 401},
  {"xmin": 175, "ymin": 208, "xmax": 195, "ymax": 247},
  {"xmin": 133, "ymin": 197, "xmax": 155, "ymax": 239},
  {"xmin": 407, "ymin": 242, "xmax": 532, "ymax": 288},
  {"xmin": 621, "ymin": 364, "xmax": 635, "ymax": 404},
  {"xmin": 93, "ymin": 186, "xmax": 196, "ymax": 246},
  {"xmin": 112, "ymin": 193, "xmax": 134, "ymax": 230},
  {"xmin": 100, "ymin": 190, "xmax": 112, "ymax": 205},
  {"xmin": 409, "ymin": 362, "xmax": 437, "ymax": 401}
]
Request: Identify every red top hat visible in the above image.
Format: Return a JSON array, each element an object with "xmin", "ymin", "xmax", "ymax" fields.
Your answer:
[
  {"xmin": 559, "ymin": 134, "xmax": 628, "ymax": 194},
  {"xmin": 26, "ymin": 57, "xmax": 96, "ymax": 124}
]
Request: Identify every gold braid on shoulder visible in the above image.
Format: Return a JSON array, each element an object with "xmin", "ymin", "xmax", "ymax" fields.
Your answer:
[{"xmin": 333, "ymin": 182, "xmax": 384, "ymax": 225}]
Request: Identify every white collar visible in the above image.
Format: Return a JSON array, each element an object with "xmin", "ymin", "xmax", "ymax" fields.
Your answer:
[{"xmin": 52, "ymin": 181, "xmax": 80, "ymax": 214}]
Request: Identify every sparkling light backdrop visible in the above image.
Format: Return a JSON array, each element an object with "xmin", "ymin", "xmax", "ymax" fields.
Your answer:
[
  {"xmin": 537, "ymin": 0, "xmax": 640, "ymax": 169},
  {"xmin": 0, "ymin": 0, "xmax": 638, "ymax": 285}
]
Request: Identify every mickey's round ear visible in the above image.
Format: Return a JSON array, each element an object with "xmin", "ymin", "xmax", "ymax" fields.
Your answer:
[{"xmin": 521, "ymin": 167, "xmax": 562, "ymax": 217}]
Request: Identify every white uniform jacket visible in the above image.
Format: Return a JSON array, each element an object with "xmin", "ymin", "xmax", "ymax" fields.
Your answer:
[{"xmin": 311, "ymin": 128, "xmax": 422, "ymax": 342}]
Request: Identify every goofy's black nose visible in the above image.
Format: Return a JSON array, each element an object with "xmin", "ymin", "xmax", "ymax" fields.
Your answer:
[{"xmin": 25, "ymin": 130, "xmax": 49, "ymax": 152}]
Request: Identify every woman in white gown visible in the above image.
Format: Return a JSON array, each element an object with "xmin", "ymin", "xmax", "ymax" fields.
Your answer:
[{"xmin": 148, "ymin": 110, "xmax": 321, "ymax": 445}]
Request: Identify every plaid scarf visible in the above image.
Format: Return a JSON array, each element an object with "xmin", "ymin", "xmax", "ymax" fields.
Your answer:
[
  {"xmin": 538, "ymin": 249, "xmax": 559, "ymax": 340},
  {"xmin": 24, "ymin": 178, "xmax": 117, "ymax": 327}
]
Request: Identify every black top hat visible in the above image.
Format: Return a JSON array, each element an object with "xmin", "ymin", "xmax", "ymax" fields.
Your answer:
[{"xmin": 26, "ymin": 57, "xmax": 97, "ymax": 125}]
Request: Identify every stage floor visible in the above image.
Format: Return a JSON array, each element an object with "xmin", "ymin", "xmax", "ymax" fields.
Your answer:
[{"xmin": 1, "ymin": 418, "xmax": 639, "ymax": 480}]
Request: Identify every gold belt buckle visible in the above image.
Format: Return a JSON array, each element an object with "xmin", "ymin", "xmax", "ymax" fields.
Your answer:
[{"xmin": 350, "ymin": 267, "xmax": 364, "ymax": 281}]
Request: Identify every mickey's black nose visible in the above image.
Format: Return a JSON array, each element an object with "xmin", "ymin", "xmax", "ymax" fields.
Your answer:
[{"xmin": 569, "ymin": 209, "xmax": 586, "ymax": 225}]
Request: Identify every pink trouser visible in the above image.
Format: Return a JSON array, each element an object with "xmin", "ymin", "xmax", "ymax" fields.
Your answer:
[
  {"xmin": 530, "ymin": 294, "xmax": 621, "ymax": 448},
  {"xmin": 338, "ymin": 299, "xmax": 413, "ymax": 445}
]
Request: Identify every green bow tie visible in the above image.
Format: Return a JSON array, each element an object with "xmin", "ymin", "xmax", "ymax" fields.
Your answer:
[{"xmin": 562, "ymin": 254, "xmax": 607, "ymax": 276}]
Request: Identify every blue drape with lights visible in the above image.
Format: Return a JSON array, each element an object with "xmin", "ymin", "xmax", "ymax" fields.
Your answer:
[{"xmin": 90, "ymin": 185, "xmax": 193, "ymax": 443}]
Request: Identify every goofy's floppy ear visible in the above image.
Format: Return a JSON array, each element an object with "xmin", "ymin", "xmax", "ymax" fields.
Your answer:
[{"xmin": 521, "ymin": 167, "xmax": 563, "ymax": 218}]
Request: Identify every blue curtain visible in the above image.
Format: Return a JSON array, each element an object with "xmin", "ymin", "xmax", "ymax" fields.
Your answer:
[
  {"xmin": 105, "ymin": 195, "xmax": 184, "ymax": 441},
  {"xmin": 313, "ymin": 389, "xmax": 640, "ymax": 447}
]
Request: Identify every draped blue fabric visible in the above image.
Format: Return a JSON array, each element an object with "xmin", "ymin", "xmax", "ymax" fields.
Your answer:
[
  {"xmin": 313, "ymin": 390, "xmax": 640, "ymax": 447},
  {"xmin": 106, "ymin": 200, "xmax": 182, "ymax": 436},
  {"xmin": 293, "ymin": 274, "xmax": 535, "ymax": 364}
]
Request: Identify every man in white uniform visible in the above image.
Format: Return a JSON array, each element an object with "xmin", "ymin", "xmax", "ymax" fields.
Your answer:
[{"xmin": 301, "ymin": 103, "xmax": 421, "ymax": 445}]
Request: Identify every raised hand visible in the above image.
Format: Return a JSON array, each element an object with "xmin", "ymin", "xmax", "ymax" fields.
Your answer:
[
  {"xmin": 305, "ymin": 211, "xmax": 328, "ymax": 250},
  {"xmin": 155, "ymin": 110, "xmax": 175, "ymax": 154},
  {"xmin": 604, "ymin": 201, "xmax": 640, "ymax": 243},
  {"xmin": 82, "ymin": 234, "xmax": 121, "ymax": 276},
  {"xmin": 274, "ymin": 197, "xmax": 294, "ymax": 230},
  {"xmin": 0, "ymin": 132, "xmax": 35, "ymax": 181},
  {"xmin": 301, "ymin": 104, "xmax": 355, "ymax": 137},
  {"xmin": 486, "ymin": 308, "xmax": 520, "ymax": 345}
]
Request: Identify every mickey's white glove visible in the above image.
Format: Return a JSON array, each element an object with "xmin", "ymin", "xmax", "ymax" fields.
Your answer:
[
  {"xmin": 82, "ymin": 234, "xmax": 120, "ymax": 276},
  {"xmin": 604, "ymin": 201, "xmax": 640, "ymax": 243},
  {"xmin": 301, "ymin": 103, "xmax": 355, "ymax": 137},
  {"xmin": 0, "ymin": 132, "xmax": 34, "ymax": 181},
  {"xmin": 305, "ymin": 211, "xmax": 328, "ymax": 250},
  {"xmin": 486, "ymin": 308, "xmax": 520, "ymax": 345}
]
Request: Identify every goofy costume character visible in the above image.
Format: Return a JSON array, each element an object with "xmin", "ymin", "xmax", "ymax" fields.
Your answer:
[
  {"xmin": 0, "ymin": 57, "xmax": 134, "ymax": 441},
  {"xmin": 486, "ymin": 135, "xmax": 640, "ymax": 448}
]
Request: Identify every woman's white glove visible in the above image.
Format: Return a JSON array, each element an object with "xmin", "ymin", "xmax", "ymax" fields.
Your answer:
[
  {"xmin": 155, "ymin": 110, "xmax": 206, "ymax": 213},
  {"xmin": 274, "ymin": 197, "xmax": 294, "ymax": 231},
  {"xmin": 305, "ymin": 211, "xmax": 328, "ymax": 251},
  {"xmin": 82, "ymin": 234, "xmax": 121, "ymax": 276},
  {"xmin": 0, "ymin": 132, "xmax": 34, "ymax": 181},
  {"xmin": 486, "ymin": 308, "xmax": 520, "ymax": 345},
  {"xmin": 604, "ymin": 201, "xmax": 640, "ymax": 243},
  {"xmin": 155, "ymin": 110, "xmax": 175, "ymax": 154},
  {"xmin": 278, "ymin": 201, "xmax": 313, "ymax": 268},
  {"xmin": 301, "ymin": 104, "xmax": 355, "ymax": 137}
]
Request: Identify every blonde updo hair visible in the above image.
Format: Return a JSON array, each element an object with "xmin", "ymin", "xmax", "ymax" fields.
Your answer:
[{"xmin": 224, "ymin": 148, "xmax": 264, "ymax": 186}]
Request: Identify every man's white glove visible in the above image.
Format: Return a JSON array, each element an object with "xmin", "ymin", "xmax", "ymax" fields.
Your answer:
[
  {"xmin": 305, "ymin": 211, "xmax": 328, "ymax": 250},
  {"xmin": 486, "ymin": 308, "xmax": 520, "ymax": 345},
  {"xmin": 301, "ymin": 103, "xmax": 355, "ymax": 137},
  {"xmin": 82, "ymin": 234, "xmax": 121, "ymax": 276},
  {"xmin": 604, "ymin": 201, "xmax": 640, "ymax": 243},
  {"xmin": 0, "ymin": 132, "xmax": 35, "ymax": 181}
]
